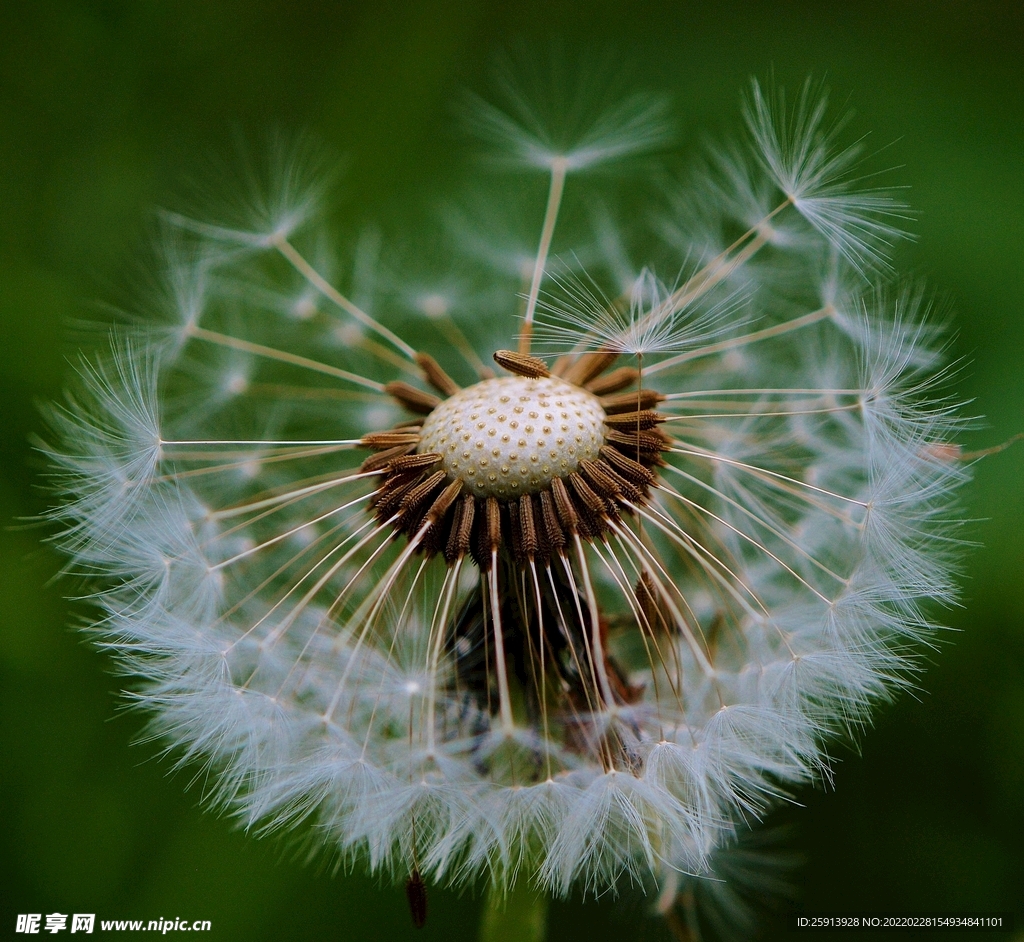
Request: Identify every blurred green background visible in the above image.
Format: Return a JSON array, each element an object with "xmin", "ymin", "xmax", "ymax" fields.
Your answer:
[{"xmin": 2, "ymin": 1, "xmax": 1022, "ymax": 939}]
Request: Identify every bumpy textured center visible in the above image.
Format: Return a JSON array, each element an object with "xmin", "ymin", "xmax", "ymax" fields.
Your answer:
[{"xmin": 418, "ymin": 376, "xmax": 607, "ymax": 498}]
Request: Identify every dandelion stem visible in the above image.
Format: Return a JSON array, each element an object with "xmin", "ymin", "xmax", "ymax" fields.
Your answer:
[
  {"xmin": 646, "ymin": 304, "xmax": 834, "ymax": 376},
  {"xmin": 662, "ymin": 386, "xmax": 866, "ymax": 400},
  {"xmin": 489, "ymin": 553, "xmax": 516, "ymax": 732},
  {"xmin": 434, "ymin": 311, "xmax": 491, "ymax": 377},
  {"xmin": 187, "ymin": 324, "xmax": 385, "ymax": 391},
  {"xmin": 520, "ymin": 157, "xmax": 568, "ymax": 355},
  {"xmin": 662, "ymin": 402, "xmax": 861, "ymax": 420},
  {"xmin": 668, "ymin": 443, "xmax": 868, "ymax": 505},
  {"xmin": 271, "ymin": 233, "xmax": 417, "ymax": 360},
  {"xmin": 479, "ymin": 882, "xmax": 548, "ymax": 942},
  {"xmin": 161, "ymin": 438, "xmax": 362, "ymax": 446},
  {"xmin": 959, "ymin": 431, "xmax": 1024, "ymax": 460}
]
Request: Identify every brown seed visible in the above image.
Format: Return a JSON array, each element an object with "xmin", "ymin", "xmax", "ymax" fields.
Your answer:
[
  {"xmin": 493, "ymin": 349, "xmax": 550, "ymax": 379},
  {"xmin": 580, "ymin": 458, "xmax": 645, "ymax": 504},
  {"xmin": 388, "ymin": 452, "xmax": 442, "ymax": 473},
  {"xmin": 415, "ymin": 352, "xmax": 461, "ymax": 397},
  {"xmin": 579, "ymin": 459, "xmax": 620, "ymax": 499},
  {"xmin": 600, "ymin": 460, "xmax": 644, "ymax": 503},
  {"xmin": 572, "ymin": 497, "xmax": 606, "ymax": 540},
  {"xmin": 406, "ymin": 870, "xmax": 428, "ymax": 929},
  {"xmin": 600, "ymin": 445, "xmax": 656, "ymax": 486},
  {"xmin": 539, "ymin": 489, "xmax": 566, "ymax": 551},
  {"xmin": 568, "ymin": 471, "xmax": 607, "ymax": 513},
  {"xmin": 445, "ymin": 494, "xmax": 476, "ymax": 563},
  {"xmin": 636, "ymin": 571, "xmax": 659, "ymax": 629},
  {"xmin": 360, "ymin": 443, "xmax": 416, "ymax": 473},
  {"xmin": 606, "ymin": 428, "xmax": 670, "ymax": 455},
  {"xmin": 603, "ymin": 410, "xmax": 664, "ymax": 431},
  {"xmin": 585, "ymin": 366, "xmax": 640, "ymax": 395},
  {"xmin": 400, "ymin": 470, "xmax": 447, "ymax": 511},
  {"xmin": 551, "ymin": 477, "xmax": 579, "ymax": 533},
  {"xmin": 518, "ymin": 493, "xmax": 538, "ymax": 559},
  {"xmin": 484, "ymin": 496, "xmax": 502, "ymax": 552},
  {"xmin": 425, "ymin": 479, "xmax": 463, "ymax": 524},
  {"xmin": 508, "ymin": 498, "xmax": 524, "ymax": 562},
  {"xmin": 361, "ymin": 430, "xmax": 421, "ymax": 450},
  {"xmin": 561, "ymin": 348, "xmax": 619, "ymax": 386},
  {"xmin": 385, "ymin": 381, "xmax": 443, "ymax": 415},
  {"xmin": 599, "ymin": 389, "xmax": 665, "ymax": 413},
  {"xmin": 531, "ymin": 491, "xmax": 552, "ymax": 559},
  {"xmin": 373, "ymin": 474, "xmax": 423, "ymax": 517}
]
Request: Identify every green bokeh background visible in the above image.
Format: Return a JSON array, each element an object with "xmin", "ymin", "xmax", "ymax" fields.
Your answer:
[{"xmin": 2, "ymin": 2, "xmax": 1022, "ymax": 939}]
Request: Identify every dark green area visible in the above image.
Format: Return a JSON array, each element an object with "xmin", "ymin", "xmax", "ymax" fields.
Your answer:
[{"xmin": 2, "ymin": 1, "xmax": 1021, "ymax": 939}]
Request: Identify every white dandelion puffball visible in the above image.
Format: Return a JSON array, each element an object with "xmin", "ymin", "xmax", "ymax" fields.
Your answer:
[{"xmin": 48, "ymin": 76, "xmax": 968, "ymax": 898}]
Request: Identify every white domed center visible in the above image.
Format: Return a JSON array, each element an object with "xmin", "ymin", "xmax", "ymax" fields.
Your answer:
[{"xmin": 418, "ymin": 376, "xmax": 606, "ymax": 499}]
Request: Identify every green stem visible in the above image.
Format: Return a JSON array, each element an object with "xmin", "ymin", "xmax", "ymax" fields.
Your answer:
[{"xmin": 478, "ymin": 881, "xmax": 549, "ymax": 942}]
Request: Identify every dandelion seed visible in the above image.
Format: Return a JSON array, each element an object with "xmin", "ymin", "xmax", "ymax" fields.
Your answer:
[
  {"xmin": 532, "ymin": 265, "xmax": 741, "ymax": 357},
  {"xmin": 46, "ymin": 70, "xmax": 968, "ymax": 930}
]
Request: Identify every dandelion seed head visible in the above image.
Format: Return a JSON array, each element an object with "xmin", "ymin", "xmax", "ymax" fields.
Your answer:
[{"xmin": 46, "ymin": 69, "xmax": 969, "ymax": 910}]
